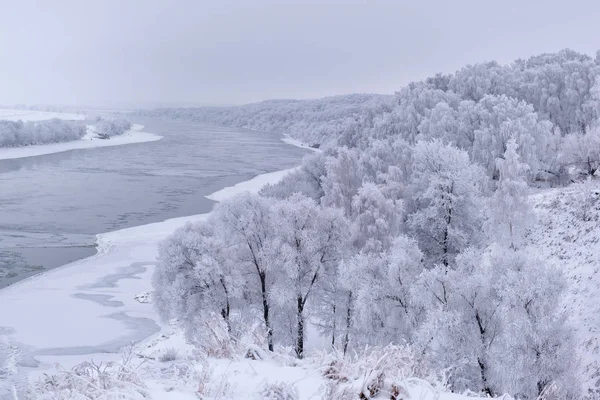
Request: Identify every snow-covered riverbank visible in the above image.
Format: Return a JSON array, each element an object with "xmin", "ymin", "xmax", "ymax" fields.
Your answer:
[
  {"xmin": 0, "ymin": 166, "xmax": 296, "ymax": 399},
  {"xmin": 0, "ymin": 163, "xmax": 467, "ymax": 399},
  {"xmin": 0, "ymin": 134, "xmax": 311, "ymax": 377},
  {"xmin": 0, "ymin": 124, "xmax": 162, "ymax": 161}
]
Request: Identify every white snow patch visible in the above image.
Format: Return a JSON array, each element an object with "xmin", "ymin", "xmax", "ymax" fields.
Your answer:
[{"xmin": 0, "ymin": 124, "xmax": 162, "ymax": 161}]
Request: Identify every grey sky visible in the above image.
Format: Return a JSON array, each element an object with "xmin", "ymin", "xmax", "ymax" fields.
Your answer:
[{"xmin": 1, "ymin": 0, "xmax": 599, "ymax": 107}]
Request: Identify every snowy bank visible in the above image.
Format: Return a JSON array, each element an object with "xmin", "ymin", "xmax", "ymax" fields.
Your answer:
[
  {"xmin": 204, "ymin": 133, "xmax": 317, "ymax": 202},
  {"xmin": 0, "ymin": 124, "xmax": 162, "ymax": 161},
  {"xmin": 0, "ymin": 159, "xmax": 488, "ymax": 400},
  {"xmin": 205, "ymin": 167, "xmax": 300, "ymax": 202},
  {"xmin": 0, "ymin": 164, "xmax": 297, "ymax": 378}
]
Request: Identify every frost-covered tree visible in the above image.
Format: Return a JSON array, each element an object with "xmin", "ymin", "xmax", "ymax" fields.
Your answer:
[
  {"xmin": 485, "ymin": 139, "xmax": 533, "ymax": 249},
  {"xmin": 359, "ymin": 137, "xmax": 413, "ymax": 186},
  {"xmin": 417, "ymin": 102, "xmax": 461, "ymax": 145},
  {"xmin": 341, "ymin": 236, "xmax": 423, "ymax": 347},
  {"xmin": 413, "ymin": 248, "xmax": 501, "ymax": 395},
  {"xmin": 490, "ymin": 247, "xmax": 578, "ymax": 399},
  {"xmin": 261, "ymin": 152, "xmax": 328, "ymax": 202},
  {"xmin": 214, "ymin": 193, "xmax": 279, "ymax": 351},
  {"xmin": 272, "ymin": 194, "xmax": 349, "ymax": 358},
  {"xmin": 153, "ymin": 219, "xmax": 242, "ymax": 338},
  {"xmin": 471, "ymin": 95, "xmax": 554, "ymax": 180},
  {"xmin": 408, "ymin": 140, "xmax": 488, "ymax": 266},
  {"xmin": 350, "ymin": 182, "xmax": 403, "ymax": 254},
  {"xmin": 371, "ymin": 83, "xmax": 459, "ymax": 144},
  {"xmin": 513, "ymin": 49, "xmax": 600, "ymax": 135},
  {"xmin": 561, "ymin": 128, "xmax": 600, "ymax": 176},
  {"xmin": 448, "ymin": 61, "xmax": 515, "ymax": 102},
  {"xmin": 321, "ymin": 147, "xmax": 364, "ymax": 216},
  {"xmin": 414, "ymin": 245, "xmax": 578, "ymax": 398}
]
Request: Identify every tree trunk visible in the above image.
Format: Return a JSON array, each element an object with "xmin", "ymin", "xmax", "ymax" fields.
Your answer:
[
  {"xmin": 259, "ymin": 272, "xmax": 274, "ymax": 351},
  {"xmin": 442, "ymin": 207, "xmax": 452, "ymax": 267},
  {"xmin": 331, "ymin": 303, "xmax": 336, "ymax": 349},
  {"xmin": 475, "ymin": 311, "xmax": 492, "ymax": 396},
  {"xmin": 343, "ymin": 291, "xmax": 353, "ymax": 355},
  {"xmin": 220, "ymin": 277, "xmax": 231, "ymax": 333},
  {"xmin": 477, "ymin": 357, "xmax": 493, "ymax": 396},
  {"xmin": 441, "ymin": 183, "xmax": 454, "ymax": 267},
  {"xmin": 296, "ymin": 296, "xmax": 305, "ymax": 359}
]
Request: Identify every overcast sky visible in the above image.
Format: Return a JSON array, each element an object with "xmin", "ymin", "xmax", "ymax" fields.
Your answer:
[{"xmin": 1, "ymin": 0, "xmax": 599, "ymax": 108}]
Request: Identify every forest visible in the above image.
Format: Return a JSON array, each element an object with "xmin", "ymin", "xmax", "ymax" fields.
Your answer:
[{"xmin": 143, "ymin": 49, "xmax": 600, "ymax": 400}]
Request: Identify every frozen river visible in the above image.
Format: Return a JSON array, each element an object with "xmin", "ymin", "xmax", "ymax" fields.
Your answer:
[{"xmin": 0, "ymin": 117, "xmax": 309, "ymax": 287}]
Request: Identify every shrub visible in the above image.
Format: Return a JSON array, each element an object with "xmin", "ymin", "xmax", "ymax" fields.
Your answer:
[
  {"xmin": 257, "ymin": 381, "xmax": 299, "ymax": 400},
  {"xmin": 33, "ymin": 360, "xmax": 149, "ymax": 399},
  {"xmin": 157, "ymin": 347, "xmax": 178, "ymax": 363}
]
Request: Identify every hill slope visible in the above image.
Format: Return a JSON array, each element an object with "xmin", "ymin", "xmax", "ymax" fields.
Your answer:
[{"xmin": 529, "ymin": 183, "xmax": 600, "ymax": 398}]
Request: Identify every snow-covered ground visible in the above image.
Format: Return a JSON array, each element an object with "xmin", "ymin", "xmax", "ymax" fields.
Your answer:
[
  {"xmin": 0, "ymin": 124, "xmax": 162, "ymax": 161},
  {"xmin": 0, "ymin": 109, "xmax": 85, "ymax": 122},
  {"xmin": 0, "ymin": 168, "xmax": 267, "ymax": 396},
  {"xmin": 529, "ymin": 183, "xmax": 600, "ymax": 396}
]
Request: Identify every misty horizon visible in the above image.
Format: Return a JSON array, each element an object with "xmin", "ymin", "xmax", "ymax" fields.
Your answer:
[{"xmin": 2, "ymin": 0, "xmax": 600, "ymax": 108}]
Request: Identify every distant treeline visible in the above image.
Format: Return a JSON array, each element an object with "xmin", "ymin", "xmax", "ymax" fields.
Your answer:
[
  {"xmin": 0, "ymin": 118, "xmax": 132, "ymax": 148},
  {"xmin": 0, "ymin": 119, "xmax": 86, "ymax": 148}
]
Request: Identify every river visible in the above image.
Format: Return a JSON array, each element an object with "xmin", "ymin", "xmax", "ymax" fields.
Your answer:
[{"xmin": 0, "ymin": 117, "xmax": 309, "ymax": 287}]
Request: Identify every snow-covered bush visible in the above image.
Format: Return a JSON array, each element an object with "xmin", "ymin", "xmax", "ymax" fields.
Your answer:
[
  {"xmin": 185, "ymin": 312, "xmax": 237, "ymax": 358},
  {"xmin": 572, "ymin": 177, "xmax": 600, "ymax": 221},
  {"xmin": 33, "ymin": 360, "xmax": 149, "ymax": 399},
  {"xmin": 257, "ymin": 381, "xmax": 299, "ymax": 400},
  {"xmin": 320, "ymin": 383, "xmax": 357, "ymax": 400},
  {"xmin": 0, "ymin": 335, "xmax": 29, "ymax": 400},
  {"xmin": 315, "ymin": 345, "xmax": 418, "ymax": 399},
  {"xmin": 93, "ymin": 118, "xmax": 131, "ymax": 139},
  {"xmin": 157, "ymin": 347, "xmax": 178, "ymax": 362}
]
